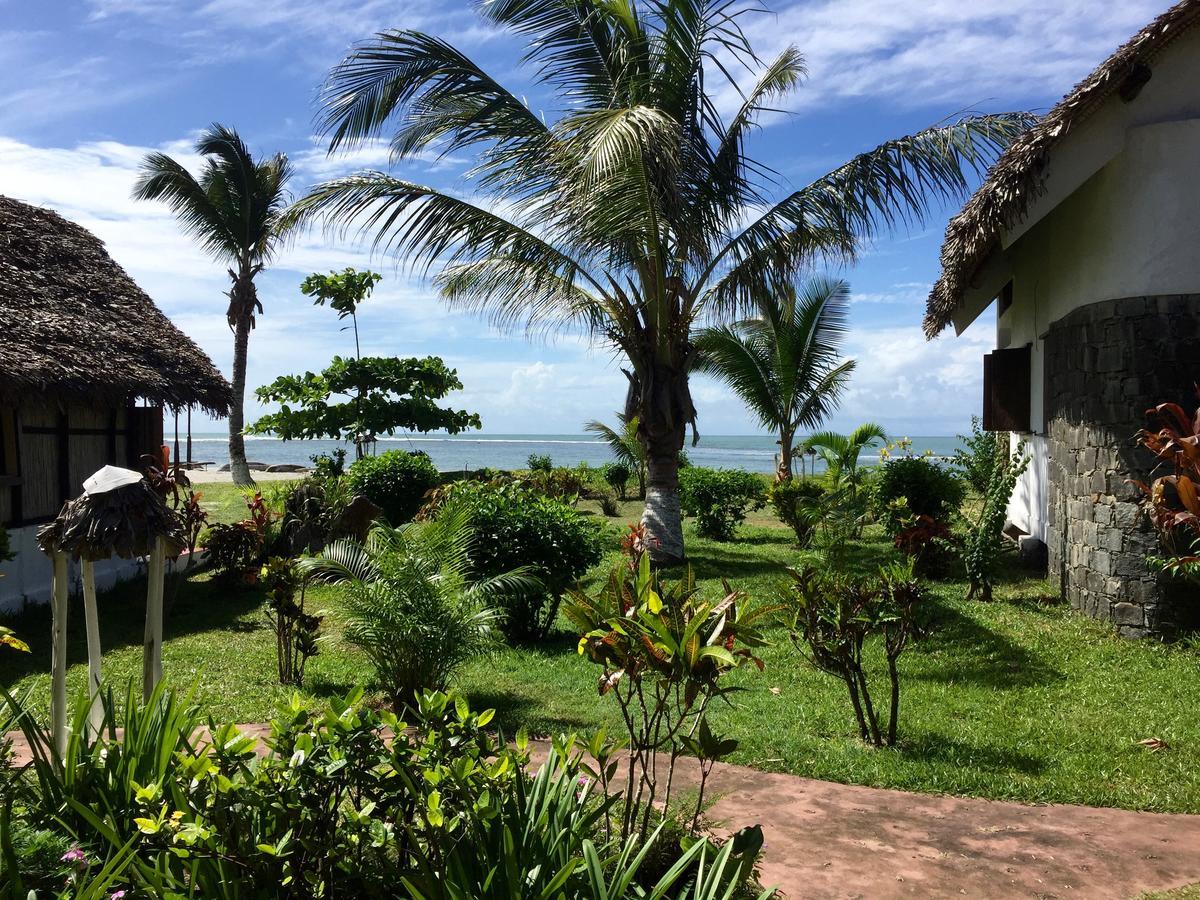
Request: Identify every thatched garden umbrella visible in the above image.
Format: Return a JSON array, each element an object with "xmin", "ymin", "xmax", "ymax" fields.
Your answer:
[{"xmin": 37, "ymin": 466, "xmax": 185, "ymax": 751}]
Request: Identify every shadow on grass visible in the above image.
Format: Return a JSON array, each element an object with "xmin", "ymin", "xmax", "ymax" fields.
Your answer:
[
  {"xmin": 0, "ymin": 572, "xmax": 266, "ymax": 689},
  {"xmin": 465, "ymin": 688, "xmax": 595, "ymax": 738},
  {"xmin": 897, "ymin": 730, "xmax": 1049, "ymax": 776},
  {"xmin": 913, "ymin": 602, "xmax": 1064, "ymax": 690}
]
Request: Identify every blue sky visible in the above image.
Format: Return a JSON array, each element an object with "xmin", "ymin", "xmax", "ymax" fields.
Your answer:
[{"xmin": 0, "ymin": 0, "xmax": 1163, "ymax": 436}]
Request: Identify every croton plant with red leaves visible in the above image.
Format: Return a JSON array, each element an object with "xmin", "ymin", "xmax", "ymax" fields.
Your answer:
[{"xmin": 1134, "ymin": 392, "xmax": 1200, "ymax": 575}]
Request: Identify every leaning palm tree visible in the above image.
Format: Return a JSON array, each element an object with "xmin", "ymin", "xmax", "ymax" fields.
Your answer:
[
  {"xmin": 133, "ymin": 124, "xmax": 293, "ymax": 486},
  {"xmin": 801, "ymin": 423, "xmax": 889, "ymax": 494},
  {"xmin": 289, "ymin": 2, "xmax": 1031, "ymax": 562},
  {"xmin": 585, "ymin": 412, "xmax": 647, "ymax": 499},
  {"xmin": 695, "ymin": 278, "xmax": 855, "ymax": 481}
]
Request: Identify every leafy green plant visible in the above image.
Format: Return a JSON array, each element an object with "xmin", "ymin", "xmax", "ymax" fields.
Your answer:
[
  {"xmin": 599, "ymin": 492, "xmax": 621, "ymax": 517},
  {"xmin": 202, "ymin": 491, "xmax": 274, "ymax": 584},
  {"xmin": 302, "ymin": 503, "xmax": 534, "ymax": 706},
  {"xmin": 678, "ymin": 468, "xmax": 765, "ymax": 541},
  {"xmin": 0, "ymin": 625, "xmax": 28, "ymax": 653},
  {"xmin": 301, "ymin": 267, "xmax": 381, "ymax": 359},
  {"xmin": 261, "ymin": 557, "xmax": 323, "ymax": 686},
  {"xmin": 893, "ymin": 513, "xmax": 957, "ymax": 579},
  {"xmin": 800, "ymin": 424, "xmax": 887, "ymax": 499},
  {"xmin": 526, "ymin": 452, "xmax": 553, "ymax": 472},
  {"xmin": 959, "ymin": 441, "xmax": 1028, "ymax": 601},
  {"xmin": 517, "ymin": 465, "xmax": 589, "ymax": 504},
  {"xmin": 871, "ymin": 455, "xmax": 965, "ymax": 535},
  {"xmin": 310, "ymin": 448, "xmax": 347, "ymax": 480},
  {"xmin": 1135, "ymin": 397, "xmax": 1200, "ymax": 583},
  {"xmin": 602, "ymin": 461, "xmax": 633, "ymax": 500},
  {"xmin": 347, "ymin": 449, "xmax": 440, "ymax": 525},
  {"xmin": 564, "ymin": 536, "xmax": 771, "ymax": 841},
  {"xmin": 587, "ymin": 414, "xmax": 648, "ymax": 501},
  {"xmin": 953, "ymin": 416, "xmax": 1006, "ymax": 494},
  {"xmin": 767, "ymin": 478, "xmax": 826, "ymax": 546},
  {"xmin": 418, "ymin": 480, "xmax": 603, "ymax": 642},
  {"xmin": 784, "ymin": 558, "xmax": 924, "ymax": 746}
]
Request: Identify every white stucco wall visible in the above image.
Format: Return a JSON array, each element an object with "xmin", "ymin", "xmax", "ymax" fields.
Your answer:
[
  {"xmin": 0, "ymin": 524, "xmax": 148, "ymax": 614},
  {"xmin": 986, "ymin": 32, "xmax": 1200, "ymax": 541}
]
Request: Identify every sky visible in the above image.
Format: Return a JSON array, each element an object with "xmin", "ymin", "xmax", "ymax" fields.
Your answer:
[{"xmin": 0, "ymin": 0, "xmax": 1164, "ymax": 437}]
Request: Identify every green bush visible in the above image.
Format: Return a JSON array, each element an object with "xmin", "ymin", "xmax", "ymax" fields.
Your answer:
[
  {"xmin": 2, "ymin": 687, "xmax": 773, "ymax": 898},
  {"xmin": 953, "ymin": 416, "xmax": 1005, "ymax": 494},
  {"xmin": 526, "ymin": 452, "xmax": 553, "ymax": 471},
  {"xmin": 601, "ymin": 461, "xmax": 632, "ymax": 499},
  {"xmin": 871, "ymin": 456, "xmax": 965, "ymax": 535},
  {"xmin": 428, "ymin": 481, "xmax": 603, "ymax": 641},
  {"xmin": 678, "ymin": 467, "xmax": 765, "ymax": 540},
  {"xmin": 768, "ymin": 478, "xmax": 826, "ymax": 545},
  {"xmin": 347, "ymin": 449, "xmax": 440, "ymax": 524}
]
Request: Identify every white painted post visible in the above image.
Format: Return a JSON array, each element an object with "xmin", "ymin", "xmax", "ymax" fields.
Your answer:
[
  {"xmin": 50, "ymin": 551, "xmax": 69, "ymax": 756},
  {"xmin": 80, "ymin": 559, "xmax": 103, "ymax": 738},
  {"xmin": 143, "ymin": 536, "xmax": 166, "ymax": 701}
]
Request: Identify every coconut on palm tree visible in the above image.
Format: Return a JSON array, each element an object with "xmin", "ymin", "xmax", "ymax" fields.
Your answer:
[
  {"xmin": 133, "ymin": 124, "xmax": 293, "ymax": 486},
  {"xmin": 289, "ymin": 1, "xmax": 1030, "ymax": 562},
  {"xmin": 695, "ymin": 277, "xmax": 855, "ymax": 482}
]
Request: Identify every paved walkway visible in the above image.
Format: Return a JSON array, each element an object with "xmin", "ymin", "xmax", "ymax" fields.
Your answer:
[{"xmin": 7, "ymin": 727, "xmax": 1200, "ymax": 898}]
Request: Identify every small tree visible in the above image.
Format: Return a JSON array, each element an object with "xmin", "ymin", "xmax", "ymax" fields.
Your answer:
[
  {"xmin": 301, "ymin": 268, "xmax": 381, "ymax": 359},
  {"xmin": 250, "ymin": 356, "xmax": 480, "ymax": 457},
  {"xmin": 953, "ymin": 416, "xmax": 1006, "ymax": 494},
  {"xmin": 785, "ymin": 558, "xmax": 923, "ymax": 747},
  {"xmin": 959, "ymin": 440, "xmax": 1028, "ymax": 601}
]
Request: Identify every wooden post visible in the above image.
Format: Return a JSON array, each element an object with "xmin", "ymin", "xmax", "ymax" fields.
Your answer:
[
  {"xmin": 50, "ymin": 551, "xmax": 69, "ymax": 756},
  {"xmin": 81, "ymin": 559, "xmax": 103, "ymax": 738},
  {"xmin": 143, "ymin": 536, "xmax": 166, "ymax": 701}
]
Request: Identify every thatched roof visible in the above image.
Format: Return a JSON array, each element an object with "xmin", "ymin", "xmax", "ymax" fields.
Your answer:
[
  {"xmin": 37, "ymin": 480, "xmax": 186, "ymax": 561},
  {"xmin": 0, "ymin": 195, "xmax": 231, "ymax": 415},
  {"xmin": 925, "ymin": 0, "xmax": 1200, "ymax": 338}
]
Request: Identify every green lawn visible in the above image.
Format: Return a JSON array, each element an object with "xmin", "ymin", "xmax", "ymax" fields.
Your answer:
[{"xmin": 3, "ymin": 488, "xmax": 1200, "ymax": 813}]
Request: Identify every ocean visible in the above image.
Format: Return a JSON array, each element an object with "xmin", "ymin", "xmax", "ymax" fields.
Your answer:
[{"xmin": 172, "ymin": 433, "xmax": 964, "ymax": 474}]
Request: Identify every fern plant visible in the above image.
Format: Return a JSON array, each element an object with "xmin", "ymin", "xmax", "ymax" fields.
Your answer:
[
  {"xmin": 300, "ymin": 502, "xmax": 538, "ymax": 706},
  {"xmin": 958, "ymin": 441, "xmax": 1028, "ymax": 601}
]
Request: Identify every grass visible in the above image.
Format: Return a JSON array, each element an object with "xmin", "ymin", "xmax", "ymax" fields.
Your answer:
[{"xmin": 4, "ymin": 485, "xmax": 1200, "ymax": 813}]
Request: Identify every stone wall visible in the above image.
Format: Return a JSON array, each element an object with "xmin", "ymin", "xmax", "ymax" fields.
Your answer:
[{"xmin": 1043, "ymin": 294, "xmax": 1200, "ymax": 637}]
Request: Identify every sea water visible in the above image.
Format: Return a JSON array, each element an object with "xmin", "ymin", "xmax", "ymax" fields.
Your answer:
[{"xmin": 174, "ymin": 433, "xmax": 964, "ymax": 474}]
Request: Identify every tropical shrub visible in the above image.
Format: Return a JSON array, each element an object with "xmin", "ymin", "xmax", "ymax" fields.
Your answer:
[
  {"xmin": 202, "ymin": 491, "xmax": 273, "ymax": 584},
  {"xmin": 678, "ymin": 467, "xmax": 765, "ymax": 540},
  {"xmin": 517, "ymin": 465, "xmax": 589, "ymax": 504},
  {"xmin": 272, "ymin": 475, "xmax": 355, "ymax": 556},
  {"xmin": 0, "ymin": 625, "xmax": 29, "ymax": 653},
  {"xmin": 301, "ymin": 506, "xmax": 522, "ymax": 706},
  {"xmin": 784, "ymin": 558, "xmax": 924, "ymax": 746},
  {"xmin": 310, "ymin": 447, "xmax": 347, "ymax": 479},
  {"xmin": 261, "ymin": 557, "xmax": 322, "ymax": 686},
  {"xmin": 953, "ymin": 416, "xmax": 1006, "ymax": 494},
  {"xmin": 871, "ymin": 456, "xmax": 965, "ymax": 535},
  {"xmin": 1135, "ymin": 397, "xmax": 1200, "ymax": 583},
  {"xmin": 1, "ymin": 687, "xmax": 774, "ymax": 899},
  {"xmin": 893, "ymin": 514, "xmax": 957, "ymax": 579},
  {"xmin": 564, "ymin": 535, "xmax": 771, "ymax": 840},
  {"xmin": 599, "ymin": 492, "xmax": 621, "ymax": 517},
  {"xmin": 601, "ymin": 461, "xmax": 632, "ymax": 500},
  {"xmin": 346, "ymin": 449, "xmax": 439, "ymax": 525},
  {"xmin": 526, "ymin": 452, "xmax": 553, "ymax": 471},
  {"xmin": 768, "ymin": 478, "xmax": 826, "ymax": 546},
  {"xmin": 419, "ymin": 481, "xmax": 603, "ymax": 641},
  {"xmin": 586, "ymin": 413, "xmax": 647, "ymax": 500},
  {"xmin": 959, "ymin": 441, "xmax": 1029, "ymax": 601}
]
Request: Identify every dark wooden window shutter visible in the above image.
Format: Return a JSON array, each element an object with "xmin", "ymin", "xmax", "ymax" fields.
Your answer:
[{"xmin": 982, "ymin": 345, "xmax": 1032, "ymax": 432}]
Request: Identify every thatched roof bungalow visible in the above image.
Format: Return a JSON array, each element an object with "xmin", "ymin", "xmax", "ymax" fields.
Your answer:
[
  {"xmin": 926, "ymin": 0, "xmax": 1200, "ymax": 636},
  {"xmin": 0, "ymin": 195, "xmax": 229, "ymax": 609}
]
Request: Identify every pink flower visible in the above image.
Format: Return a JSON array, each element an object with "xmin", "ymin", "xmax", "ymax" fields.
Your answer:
[
  {"xmin": 60, "ymin": 847, "xmax": 88, "ymax": 867},
  {"xmin": 110, "ymin": 892, "xmax": 127, "ymax": 899}
]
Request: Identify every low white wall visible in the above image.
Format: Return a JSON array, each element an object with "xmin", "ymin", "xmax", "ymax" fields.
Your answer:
[
  {"xmin": 0, "ymin": 525, "xmax": 145, "ymax": 615},
  {"xmin": 1006, "ymin": 433, "xmax": 1049, "ymax": 543}
]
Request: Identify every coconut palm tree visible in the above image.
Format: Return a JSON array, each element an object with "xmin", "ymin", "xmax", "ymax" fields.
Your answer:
[
  {"xmin": 695, "ymin": 277, "xmax": 855, "ymax": 481},
  {"xmin": 585, "ymin": 412, "xmax": 647, "ymax": 499},
  {"xmin": 133, "ymin": 124, "xmax": 293, "ymax": 486},
  {"xmin": 289, "ymin": 2, "xmax": 1030, "ymax": 562},
  {"xmin": 801, "ymin": 423, "xmax": 889, "ymax": 494}
]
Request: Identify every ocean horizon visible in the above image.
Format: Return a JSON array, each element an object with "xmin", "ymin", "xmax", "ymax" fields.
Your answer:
[{"xmin": 170, "ymin": 432, "xmax": 964, "ymax": 474}]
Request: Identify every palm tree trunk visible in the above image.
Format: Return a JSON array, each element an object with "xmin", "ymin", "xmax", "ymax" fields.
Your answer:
[
  {"xmin": 228, "ymin": 312, "xmax": 254, "ymax": 486},
  {"xmin": 227, "ymin": 266, "xmax": 258, "ymax": 487},
  {"xmin": 777, "ymin": 428, "xmax": 794, "ymax": 481},
  {"xmin": 641, "ymin": 441, "xmax": 685, "ymax": 565}
]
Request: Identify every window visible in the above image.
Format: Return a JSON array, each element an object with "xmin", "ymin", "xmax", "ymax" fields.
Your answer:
[{"xmin": 983, "ymin": 345, "xmax": 1032, "ymax": 433}]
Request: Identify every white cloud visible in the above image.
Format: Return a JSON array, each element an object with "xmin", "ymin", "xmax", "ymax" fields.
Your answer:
[{"xmin": 726, "ymin": 0, "xmax": 1163, "ymax": 114}]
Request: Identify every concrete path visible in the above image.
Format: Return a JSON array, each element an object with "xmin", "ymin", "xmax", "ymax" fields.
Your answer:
[{"xmin": 7, "ymin": 727, "xmax": 1200, "ymax": 898}]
